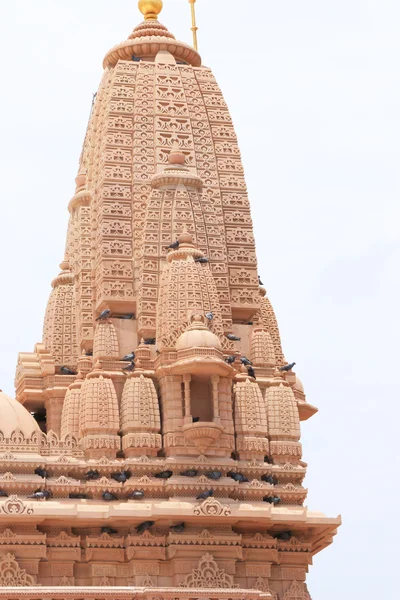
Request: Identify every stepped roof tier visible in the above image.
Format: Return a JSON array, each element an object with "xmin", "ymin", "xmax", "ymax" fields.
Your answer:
[{"xmin": 0, "ymin": 1, "xmax": 339, "ymax": 597}]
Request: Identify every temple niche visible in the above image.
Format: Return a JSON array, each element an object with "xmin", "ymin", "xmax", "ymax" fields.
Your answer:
[{"xmin": 0, "ymin": 1, "xmax": 339, "ymax": 598}]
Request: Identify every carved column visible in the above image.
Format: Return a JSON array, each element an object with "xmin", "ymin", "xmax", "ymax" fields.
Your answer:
[
  {"xmin": 183, "ymin": 374, "xmax": 192, "ymax": 424},
  {"xmin": 211, "ymin": 375, "xmax": 220, "ymax": 422}
]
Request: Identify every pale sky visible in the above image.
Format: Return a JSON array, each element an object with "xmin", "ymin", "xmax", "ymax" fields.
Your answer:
[{"xmin": 0, "ymin": 1, "xmax": 399, "ymax": 598}]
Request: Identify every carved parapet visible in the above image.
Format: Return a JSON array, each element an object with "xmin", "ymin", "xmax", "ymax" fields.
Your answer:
[
  {"xmin": 0, "ymin": 429, "xmax": 42, "ymax": 455},
  {"xmin": 122, "ymin": 432, "xmax": 162, "ymax": 456}
]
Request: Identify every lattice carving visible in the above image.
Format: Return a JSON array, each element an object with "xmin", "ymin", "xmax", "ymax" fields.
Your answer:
[
  {"xmin": 266, "ymin": 381, "xmax": 301, "ymax": 440},
  {"xmin": 60, "ymin": 379, "xmax": 83, "ymax": 438},
  {"xmin": 180, "ymin": 554, "xmax": 237, "ymax": 589},
  {"xmin": 258, "ymin": 294, "xmax": 286, "ymax": 366},
  {"xmin": 251, "ymin": 328, "xmax": 276, "ymax": 367},
  {"xmin": 93, "ymin": 320, "xmax": 119, "ymax": 360},
  {"xmin": 282, "ymin": 581, "xmax": 311, "ymax": 600},
  {"xmin": 0, "ymin": 553, "xmax": 37, "ymax": 586}
]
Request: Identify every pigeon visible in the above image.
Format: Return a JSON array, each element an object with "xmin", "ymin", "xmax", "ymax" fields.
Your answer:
[
  {"xmin": 144, "ymin": 338, "xmax": 156, "ymax": 345},
  {"xmin": 192, "ymin": 417, "xmax": 200, "ymax": 423},
  {"xmin": 127, "ymin": 490, "xmax": 145, "ymax": 500},
  {"xmin": 195, "ymin": 257, "xmax": 209, "ymax": 264},
  {"xmin": 0, "ymin": 490, "xmax": 9, "ymax": 497},
  {"xmin": 261, "ymin": 474, "xmax": 276, "ymax": 485},
  {"xmin": 227, "ymin": 472, "xmax": 249, "ymax": 483},
  {"xmin": 263, "ymin": 496, "xmax": 281, "ymax": 505},
  {"xmin": 136, "ymin": 520, "xmax": 155, "ymax": 534},
  {"xmin": 154, "ymin": 470, "xmax": 173, "ymax": 479},
  {"xmin": 101, "ymin": 526, "xmax": 118, "ymax": 535},
  {"xmin": 258, "ymin": 276, "xmax": 264, "ymax": 286},
  {"xmin": 69, "ymin": 493, "xmax": 88, "ymax": 499},
  {"xmin": 167, "ymin": 240, "xmax": 180, "ymax": 250},
  {"xmin": 205, "ymin": 471, "xmax": 222, "ymax": 481},
  {"xmin": 248, "ymin": 366, "xmax": 256, "ymax": 379},
  {"xmin": 85, "ymin": 350, "xmax": 93, "ymax": 356},
  {"xmin": 121, "ymin": 351, "xmax": 135, "ymax": 361},
  {"xmin": 179, "ymin": 469, "xmax": 198, "ymax": 478},
  {"xmin": 96, "ymin": 309, "xmax": 111, "ymax": 321},
  {"xmin": 240, "ymin": 357, "xmax": 252, "ymax": 366},
  {"xmin": 86, "ymin": 470, "xmax": 100, "ymax": 481},
  {"xmin": 35, "ymin": 467, "xmax": 49, "ymax": 479},
  {"xmin": 264, "ymin": 456, "xmax": 274, "ymax": 465},
  {"xmin": 226, "ymin": 334, "xmax": 241, "ymax": 342},
  {"xmin": 60, "ymin": 366, "xmax": 77, "ymax": 376},
  {"xmin": 123, "ymin": 362, "xmax": 135, "ymax": 372},
  {"xmin": 102, "ymin": 492, "xmax": 118, "ymax": 502},
  {"xmin": 170, "ymin": 522, "xmax": 185, "ymax": 533},
  {"xmin": 115, "ymin": 314, "xmax": 135, "ymax": 320},
  {"xmin": 274, "ymin": 531, "xmax": 292, "ymax": 541},
  {"xmin": 111, "ymin": 470, "xmax": 131, "ymax": 483},
  {"xmin": 280, "ymin": 362, "xmax": 296, "ymax": 372},
  {"xmin": 225, "ymin": 355, "xmax": 236, "ymax": 365},
  {"xmin": 196, "ymin": 489, "xmax": 214, "ymax": 500},
  {"xmin": 205, "ymin": 311, "xmax": 213, "ymax": 321},
  {"xmin": 28, "ymin": 490, "xmax": 51, "ymax": 500}
]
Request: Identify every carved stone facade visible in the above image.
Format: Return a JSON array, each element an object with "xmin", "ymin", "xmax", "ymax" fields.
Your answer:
[{"xmin": 0, "ymin": 2, "xmax": 339, "ymax": 598}]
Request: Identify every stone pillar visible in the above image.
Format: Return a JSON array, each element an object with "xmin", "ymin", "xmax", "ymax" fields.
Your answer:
[
  {"xmin": 44, "ymin": 397, "xmax": 64, "ymax": 437},
  {"xmin": 211, "ymin": 375, "xmax": 220, "ymax": 422},
  {"xmin": 183, "ymin": 374, "xmax": 192, "ymax": 424}
]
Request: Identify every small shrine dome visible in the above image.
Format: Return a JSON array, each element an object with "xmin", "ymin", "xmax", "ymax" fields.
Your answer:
[
  {"xmin": 294, "ymin": 375, "xmax": 305, "ymax": 394},
  {"xmin": 0, "ymin": 390, "xmax": 40, "ymax": 438},
  {"xmin": 176, "ymin": 315, "xmax": 222, "ymax": 351}
]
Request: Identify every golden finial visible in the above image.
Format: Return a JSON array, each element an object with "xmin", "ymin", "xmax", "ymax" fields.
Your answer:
[
  {"xmin": 188, "ymin": 0, "xmax": 199, "ymax": 51},
  {"xmin": 138, "ymin": 0, "xmax": 163, "ymax": 21}
]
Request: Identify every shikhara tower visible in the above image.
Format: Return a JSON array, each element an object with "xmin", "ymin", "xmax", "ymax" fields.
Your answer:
[{"xmin": 0, "ymin": 2, "xmax": 340, "ymax": 598}]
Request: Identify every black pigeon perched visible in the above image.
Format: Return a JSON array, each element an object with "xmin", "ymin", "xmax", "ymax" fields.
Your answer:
[
  {"xmin": 121, "ymin": 351, "xmax": 135, "ymax": 361},
  {"xmin": 86, "ymin": 350, "xmax": 93, "ymax": 356},
  {"xmin": 154, "ymin": 470, "xmax": 173, "ymax": 479},
  {"xmin": 123, "ymin": 362, "xmax": 135, "ymax": 372},
  {"xmin": 144, "ymin": 338, "xmax": 156, "ymax": 345},
  {"xmin": 101, "ymin": 526, "xmax": 118, "ymax": 535},
  {"xmin": 226, "ymin": 333, "xmax": 241, "ymax": 342},
  {"xmin": 102, "ymin": 492, "xmax": 118, "ymax": 502},
  {"xmin": 258, "ymin": 275, "xmax": 264, "ymax": 286},
  {"xmin": 192, "ymin": 417, "xmax": 200, "ymax": 423},
  {"xmin": 228, "ymin": 472, "xmax": 249, "ymax": 483},
  {"xmin": 263, "ymin": 496, "xmax": 281, "ymax": 505},
  {"xmin": 96, "ymin": 309, "xmax": 111, "ymax": 321},
  {"xmin": 248, "ymin": 366, "xmax": 256, "ymax": 379},
  {"xmin": 195, "ymin": 257, "xmax": 209, "ymax": 264},
  {"xmin": 261, "ymin": 474, "xmax": 274, "ymax": 485},
  {"xmin": 60, "ymin": 366, "xmax": 77, "ymax": 376},
  {"xmin": 225, "ymin": 355, "xmax": 236, "ymax": 365},
  {"xmin": 196, "ymin": 489, "xmax": 214, "ymax": 500},
  {"xmin": 28, "ymin": 490, "xmax": 51, "ymax": 500},
  {"xmin": 205, "ymin": 311, "xmax": 213, "ymax": 321},
  {"xmin": 111, "ymin": 470, "xmax": 131, "ymax": 483},
  {"xmin": 274, "ymin": 531, "xmax": 292, "ymax": 541},
  {"xmin": 205, "ymin": 471, "xmax": 222, "ymax": 481},
  {"xmin": 69, "ymin": 493, "xmax": 88, "ymax": 499},
  {"xmin": 136, "ymin": 520, "xmax": 155, "ymax": 534},
  {"xmin": 240, "ymin": 357, "xmax": 252, "ymax": 366},
  {"xmin": 127, "ymin": 490, "xmax": 145, "ymax": 500},
  {"xmin": 0, "ymin": 490, "xmax": 9, "ymax": 497},
  {"xmin": 86, "ymin": 470, "xmax": 100, "ymax": 481},
  {"xmin": 167, "ymin": 240, "xmax": 180, "ymax": 250},
  {"xmin": 115, "ymin": 314, "xmax": 135, "ymax": 320},
  {"xmin": 179, "ymin": 469, "xmax": 198, "ymax": 478},
  {"xmin": 280, "ymin": 362, "xmax": 296, "ymax": 372},
  {"xmin": 170, "ymin": 522, "xmax": 185, "ymax": 533},
  {"xmin": 35, "ymin": 467, "xmax": 49, "ymax": 479},
  {"xmin": 264, "ymin": 456, "xmax": 274, "ymax": 465}
]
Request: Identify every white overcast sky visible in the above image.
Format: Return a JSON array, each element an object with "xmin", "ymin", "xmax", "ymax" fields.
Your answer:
[{"xmin": 0, "ymin": 1, "xmax": 399, "ymax": 598}]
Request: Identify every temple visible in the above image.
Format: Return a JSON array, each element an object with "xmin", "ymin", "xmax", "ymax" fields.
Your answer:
[{"xmin": 0, "ymin": 1, "xmax": 340, "ymax": 598}]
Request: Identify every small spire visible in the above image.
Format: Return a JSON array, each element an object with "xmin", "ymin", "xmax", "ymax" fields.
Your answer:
[
  {"xmin": 168, "ymin": 141, "xmax": 186, "ymax": 166},
  {"xmin": 138, "ymin": 0, "xmax": 163, "ymax": 21},
  {"xmin": 188, "ymin": 0, "xmax": 199, "ymax": 51}
]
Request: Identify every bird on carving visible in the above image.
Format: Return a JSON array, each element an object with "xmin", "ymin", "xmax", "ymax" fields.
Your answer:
[
  {"xmin": 96, "ymin": 309, "xmax": 111, "ymax": 321},
  {"xmin": 121, "ymin": 351, "xmax": 135, "ymax": 361},
  {"xmin": 136, "ymin": 520, "xmax": 155, "ymax": 534},
  {"xmin": 101, "ymin": 526, "xmax": 118, "ymax": 535},
  {"xmin": 247, "ymin": 366, "xmax": 256, "ymax": 379},
  {"xmin": 170, "ymin": 522, "xmax": 185, "ymax": 533},
  {"xmin": 60, "ymin": 366, "xmax": 77, "ymax": 376},
  {"xmin": 85, "ymin": 470, "xmax": 101, "ymax": 481},
  {"xmin": 225, "ymin": 355, "xmax": 236, "ymax": 365},
  {"xmin": 35, "ymin": 467, "xmax": 49, "ymax": 479},
  {"xmin": 264, "ymin": 456, "xmax": 274, "ymax": 465},
  {"xmin": 144, "ymin": 338, "xmax": 156, "ymax": 345},
  {"xmin": 226, "ymin": 334, "xmax": 241, "ymax": 342},
  {"xmin": 0, "ymin": 490, "xmax": 9, "ymax": 497},
  {"xmin": 179, "ymin": 469, "xmax": 198, "ymax": 478},
  {"xmin": 240, "ymin": 357, "xmax": 252, "ymax": 366},
  {"xmin": 127, "ymin": 490, "xmax": 145, "ymax": 500},
  {"xmin": 154, "ymin": 470, "xmax": 173, "ymax": 479},
  {"xmin": 102, "ymin": 492, "xmax": 118, "ymax": 502},
  {"xmin": 167, "ymin": 240, "xmax": 180, "ymax": 250},
  {"xmin": 274, "ymin": 531, "xmax": 292, "ymax": 541},
  {"xmin": 28, "ymin": 489, "xmax": 51, "ymax": 500},
  {"xmin": 192, "ymin": 417, "xmax": 200, "ymax": 423},
  {"xmin": 85, "ymin": 350, "xmax": 93, "ymax": 356},
  {"xmin": 205, "ymin": 471, "xmax": 222, "ymax": 481},
  {"xmin": 123, "ymin": 361, "xmax": 135, "ymax": 372},
  {"xmin": 228, "ymin": 472, "xmax": 249, "ymax": 483},
  {"xmin": 196, "ymin": 489, "xmax": 214, "ymax": 500},
  {"xmin": 69, "ymin": 493, "xmax": 88, "ymax": 499},
  {"xmin": 261, "ymin": 474, "xmax": 278, "ymax": 485},
  {"xmin": 258, "ymin": 275, "xmax": 264, "ymax": 286},
  {"xmin": 195, "ymin": 257, "xmax": 209, "ymax": 264},
  {"xmin": 263, "ymin": 496, "xmax": 281, "ymax": 505},
  {"xmin": 205, "ymin": 311, "xmax": 213, "ymax": 321},
  {"xmin": 280, "ymin": 362, "xmax": 296, "ymax": 372},
  {"xmin": 111, "ymin": 470, "xmax": 131, "ymax": 484}
]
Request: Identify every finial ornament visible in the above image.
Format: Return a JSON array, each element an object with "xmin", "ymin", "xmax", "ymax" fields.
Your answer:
[
  {"xmin": 138, "ymin": 0, "xmax": 163, "ymax": 21},
  {"xmin": 188, "ymin": 0, "xmax": 199, "ymax": 51}
]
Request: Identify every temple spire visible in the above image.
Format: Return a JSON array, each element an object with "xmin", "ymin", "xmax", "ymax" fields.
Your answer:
[
  {"xmin": 138, "ymin": 0, "xmax": 163, "ymax": 21},
  {"xmin": 189, "ymin": 0, "xmax": 199, "ymax": 51}
]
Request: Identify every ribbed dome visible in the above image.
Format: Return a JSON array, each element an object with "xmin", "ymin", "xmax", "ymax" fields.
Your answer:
[
  {"xmin": 176, "ymin": 316, "xmax": 222, "ymax": 351},
  {"xmin": 0, "ymin": 391, "xmax": 40, "ymax": 438}
]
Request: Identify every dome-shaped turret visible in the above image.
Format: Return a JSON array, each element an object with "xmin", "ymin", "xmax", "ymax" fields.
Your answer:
[
  {"xmin": 176, "ymin": 315, "xmax": 222, "ymax": 351},
  {"xmin": 0, "ymin": 391, "xmax": 40, "ymax": 438}
]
